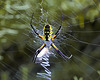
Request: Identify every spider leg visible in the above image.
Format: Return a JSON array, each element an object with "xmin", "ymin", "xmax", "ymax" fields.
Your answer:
[
  {"xmin": 32, "ymin": 49, "xmax": 40, "ymax": 63},
  {"xmin": 51, "ymin": 43, "xmax": 72, "ymax": 62},
  {"xmin": 51, "ymin": 13, "xmax": 63, "ymax": 41},
  {"xmin": 32, "ymin": 44, "xmax": 46, "ymax": 63},
  {"xmin": 30, "ymin": 13, "xmax": 44, "ymax": 40}
]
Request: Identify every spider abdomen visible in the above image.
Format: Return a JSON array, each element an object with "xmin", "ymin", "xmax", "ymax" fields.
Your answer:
[{"xmin": 43, "ymin": 24, "xmax": 53, "ymax": 41}]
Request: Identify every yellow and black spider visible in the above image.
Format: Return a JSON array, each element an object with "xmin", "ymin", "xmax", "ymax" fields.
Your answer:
[{"xmin": 30, "ymin": 13, "xmax": 72, "ymax": 63}]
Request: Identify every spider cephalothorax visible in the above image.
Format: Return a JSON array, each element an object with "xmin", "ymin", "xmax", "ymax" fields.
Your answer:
[{"xmin": 30, "ymin": 13, "xmax": 72, "ymax": 63}]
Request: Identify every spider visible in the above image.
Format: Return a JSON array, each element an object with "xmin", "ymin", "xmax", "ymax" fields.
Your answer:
[{"xmin": 30, "ymin": 13, "xmax": 72, "ymax": 63}]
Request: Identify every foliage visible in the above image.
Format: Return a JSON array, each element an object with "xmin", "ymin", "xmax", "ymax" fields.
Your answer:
[{"xmin": 0, "ymin": 0, "xmax": 100, "ymax": 80}]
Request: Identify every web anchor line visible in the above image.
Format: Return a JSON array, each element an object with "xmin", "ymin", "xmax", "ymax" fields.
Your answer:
[{"xmin": 36, "ymin": 52, "xmax": 51, "ymax": 80}]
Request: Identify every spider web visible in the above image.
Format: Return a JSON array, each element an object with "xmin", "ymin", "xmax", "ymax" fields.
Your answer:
[{"xmin": 0, "ymin": 0, "xmax": 100, "ymax": 80}]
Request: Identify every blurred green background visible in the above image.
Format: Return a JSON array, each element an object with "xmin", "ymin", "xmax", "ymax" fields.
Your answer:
[{"xmin": 0, "ymin": 0, "xmax": 100, "ymax": 80}]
